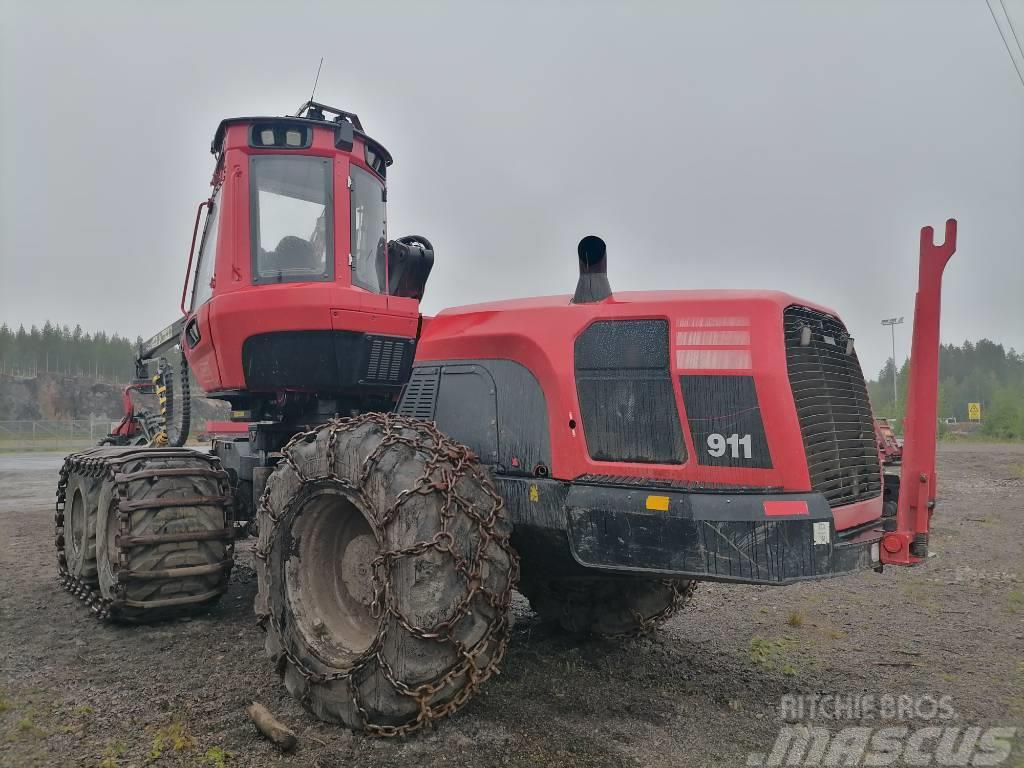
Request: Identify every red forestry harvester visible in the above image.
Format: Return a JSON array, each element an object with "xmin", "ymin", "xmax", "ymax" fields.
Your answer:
[
  {"xmin": 55, "ymin": 101, "xmax": 956, "ymax": 735},
  {"xmin": 875, "ymin": 417, "xmax": 904, "ymax": 465}
]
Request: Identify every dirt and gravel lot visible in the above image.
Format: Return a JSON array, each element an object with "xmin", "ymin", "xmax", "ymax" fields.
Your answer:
[{"xmin": 1, "ymin": 444, "xmax": 1022, "ymax": 767}]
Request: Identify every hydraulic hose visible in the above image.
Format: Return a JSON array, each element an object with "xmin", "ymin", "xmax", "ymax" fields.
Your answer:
[
  {"xmin": 174, "ymin": 355, "xmax": 191, "ymax": 448},
  {"xmin": 152, "ymin": 365, "xmax": 170, "ymax": 446},
  {"xmin": 152, "ymin": 354, "xmax": 191, "ymax": 447}
]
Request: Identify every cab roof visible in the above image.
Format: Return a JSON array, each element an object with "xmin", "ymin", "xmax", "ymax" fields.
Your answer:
[{"xmin": 211, "ymin": 100, "xmax": 393, "ymax": 165}]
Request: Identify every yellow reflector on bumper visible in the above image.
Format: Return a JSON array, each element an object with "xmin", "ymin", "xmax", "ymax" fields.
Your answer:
[{"xmin": 646, "ymin": 495, "xmax": 670, "ymax": 512}]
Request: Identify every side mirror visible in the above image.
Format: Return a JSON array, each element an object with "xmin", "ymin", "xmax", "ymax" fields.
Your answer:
[{"xmin": 387, "ymin": 235, "xmax": 434, "ymax": 300}]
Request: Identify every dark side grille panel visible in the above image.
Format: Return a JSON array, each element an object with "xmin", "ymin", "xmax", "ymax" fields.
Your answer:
[
  {"xmin": 783, "ymin": 306, "xmax": 881, "ymax": 507},
  {"xmin": 397, "ymin": 366, "xmax": 440, "ymax": 420},
  {"xmin": 365, "ymin": 338, "xmax": 407, "ymax": 383}
]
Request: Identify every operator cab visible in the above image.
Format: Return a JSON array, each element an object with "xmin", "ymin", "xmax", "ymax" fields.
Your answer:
[{"xmin": 181, "ymin": 102, "xmax": 434, "ymax": 421}]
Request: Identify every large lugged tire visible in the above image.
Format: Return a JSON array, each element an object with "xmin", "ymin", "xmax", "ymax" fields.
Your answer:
[
  {"xmin": 92, "ymin": 448, "xmax": 234, "ymax": 623},
  {"xmin": 519, "ymin": 575, "xmax": 696, "ymax": 637},
  {"xmin": 256, "ymin": 413, "xmax": 519, "ymax": 736}
]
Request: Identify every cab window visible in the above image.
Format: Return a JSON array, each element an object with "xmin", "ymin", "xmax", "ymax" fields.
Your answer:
[{"xmin": 250, "ymin": 155, "xmax": 334, "ymax": 284}]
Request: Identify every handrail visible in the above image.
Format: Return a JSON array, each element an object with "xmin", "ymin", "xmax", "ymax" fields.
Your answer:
[{"xmin": 180, "ymin": 199, "xmax": 212, "ymax": 316}]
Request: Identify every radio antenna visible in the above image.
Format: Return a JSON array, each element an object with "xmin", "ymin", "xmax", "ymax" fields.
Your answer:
[{"xmin": 308, "ymin": 57, "xmax": 324, "ymax": 105}]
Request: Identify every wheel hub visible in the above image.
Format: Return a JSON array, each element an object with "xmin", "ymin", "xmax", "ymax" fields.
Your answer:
[
  {"xmin": 341, "ymin": 533, "xmax": 377, "ymax": 609},
  {"xmin": 68, "ymin": 488, "xmax": 85, "ymax": 557},
  {"xmin": 285, "ymin": 488, "xmax": 380, "ymax": 668}
]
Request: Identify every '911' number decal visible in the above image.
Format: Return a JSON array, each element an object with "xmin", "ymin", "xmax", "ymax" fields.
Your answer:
[{"xmin": 707, "ymin": 433, "xmax": 753, "ymax": 460}]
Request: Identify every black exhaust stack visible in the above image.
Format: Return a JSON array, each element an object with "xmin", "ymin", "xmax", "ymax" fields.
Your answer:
[{"xmin": 572, "ymin": 235, "xmax": 611, "ymax": 304}]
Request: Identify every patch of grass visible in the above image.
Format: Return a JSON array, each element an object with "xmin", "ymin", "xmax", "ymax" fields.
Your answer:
[
  {"xmin": 748, "ymin": 636, "xmax": 776, "ymax": 666},
  {"xmin": 749, "ymin": 636, "xmax": 785, "ymax": 666},
  {"xmin": 0, "ymin": 698, "xmax": 10, "ymax": 713},
  {"xmin": 1009, "ymin": 463, "xmax": 1024, "ymax": 479},
  {"xmin": 204, "ymin": 746, "xmax": 233, "ymax": 767},
  {"xmin": 825, "ymin": 629, "xmax": 845, "ymax": 641},
  {"xmin": 148, "ymin": 720, "xmax": 195, "ymax": 762},
  {"xmin": 0, "ymin": 438, "xmax": 98, "ymax": 454},
  {"xmin": 99, "ymin": 741, "xmax": 126, "ymax": 768},
  {"xmin": 785, "ymin": 610, "xmax": 805, "ymax": 628},
  {"xmin": 74, "ymin": 704, "xmax": 94, "ymax": 717},
  {"xmin": 1009, "ymin": 590, "xmax": 1024, "ymax": 614},
  {"xmin": 14, "ymin": 708, "xmax": 46, "ymax": 739},
  {"xmin": 938, "ymin": 433, "xmax": 1024, "ymax": 445},
  {"xmin": 749, "ymin": 635, "xmax": 801, "ymax": 678}
]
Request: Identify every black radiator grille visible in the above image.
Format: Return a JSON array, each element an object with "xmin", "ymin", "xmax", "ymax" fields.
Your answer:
[{"xmin": 783, "ymin": 306, "xmax": 881, "ymax": 507}]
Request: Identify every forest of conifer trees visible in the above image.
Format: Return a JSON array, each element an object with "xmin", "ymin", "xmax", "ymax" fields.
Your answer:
[
  {"xmin": 867, "ymin": 339, "xmax": 1024, "ymax": 439},
  {"xmin": 0, "ymin": 322, "xmax": 139, "ymax": 383}
]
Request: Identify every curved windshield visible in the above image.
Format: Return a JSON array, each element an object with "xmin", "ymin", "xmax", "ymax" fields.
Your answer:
[
  {"xmin": 250, "ymin": 155, "xmax": 333, "ymax": 284},
  {"xmin": 350, "ymin": 164, "xmax": 387, "ymax": 293}
]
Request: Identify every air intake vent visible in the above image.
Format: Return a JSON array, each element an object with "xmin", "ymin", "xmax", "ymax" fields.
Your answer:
[
  {"xmin": 365, "ymin": 338, "xmax": 406, "ymax": 383},
  {"xmin": 574, "ymin": 319, "xmax": 685, "ymax": 464},
  {"xmin": 397, "ymin": 366, "xmax": 440, "ymax": 420},
  {"xmin": 783, "ymin": 306, "xmax": 881, "ymax": 507}
]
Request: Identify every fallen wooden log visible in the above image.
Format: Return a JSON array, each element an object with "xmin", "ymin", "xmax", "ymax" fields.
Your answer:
[{"xmin": 246, "ymin": 701, "xmax": 297, "ymax": 752}]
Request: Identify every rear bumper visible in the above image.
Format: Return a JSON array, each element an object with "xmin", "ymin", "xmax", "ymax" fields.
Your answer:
[{"xmin": 497, "ymin": 477, "xmax": 883, "ymax": 586}]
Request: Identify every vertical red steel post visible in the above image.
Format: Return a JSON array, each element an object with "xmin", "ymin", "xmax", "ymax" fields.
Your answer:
[{"xmin": 880, "ymin": 219, "xmax": 957, "ymax": 565}]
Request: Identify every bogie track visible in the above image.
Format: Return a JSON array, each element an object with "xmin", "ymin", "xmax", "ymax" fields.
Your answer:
[{"xmin": 56, "ymin": 446, "xmax": 234, "ymax": 622}]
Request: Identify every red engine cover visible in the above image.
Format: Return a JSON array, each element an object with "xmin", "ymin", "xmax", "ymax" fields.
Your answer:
[{"xmin": 415, "ymin": 289, "xmax": 882, "ymax": 531}]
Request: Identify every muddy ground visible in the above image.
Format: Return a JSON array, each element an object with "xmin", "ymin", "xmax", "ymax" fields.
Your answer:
[{"xmin": 1, "ymin": 444, "xmax": 1022, "ymax": 767}]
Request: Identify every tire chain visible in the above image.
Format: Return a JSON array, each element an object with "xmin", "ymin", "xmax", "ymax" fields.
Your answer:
[
  {"xmin": 55, "ymin": 446, "xmax": 234, "ymax": 622},
  {"xmin": 532, "ymin": 576, "xmax": 697, "ymax": 638},
  {"xmin": 629, "ymin": 578, "xmax": 697, "ymax": 637},
  {"xmin": 255, "ymin": 412, "xmax": 520, "ymax": 738}
]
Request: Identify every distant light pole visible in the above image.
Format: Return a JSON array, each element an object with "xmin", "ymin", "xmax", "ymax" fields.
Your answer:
[{"xmin": 881, "ymin": 317, "xmax": 905, "ymax": 410}]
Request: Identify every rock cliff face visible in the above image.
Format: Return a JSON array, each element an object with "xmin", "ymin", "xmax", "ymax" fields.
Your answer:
[{"xmin": 0, "ymin": 373, "xmax": 228, "ymax": 423}]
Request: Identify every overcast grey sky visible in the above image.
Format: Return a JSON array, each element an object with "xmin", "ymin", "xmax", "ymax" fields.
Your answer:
[{"xmin": 1, "ymin": 0, "xmax": 1022, "ymax": 379}]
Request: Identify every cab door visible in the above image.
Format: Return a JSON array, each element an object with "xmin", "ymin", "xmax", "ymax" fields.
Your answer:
[{"xmin": 347, "ymin": 162, "xmax": 389, "ymax": 313}]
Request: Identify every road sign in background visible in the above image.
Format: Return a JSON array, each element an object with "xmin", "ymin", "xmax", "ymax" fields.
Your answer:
[{"xmin": 968, "ymin": 402, "xmax": 982, "ymax": 421}]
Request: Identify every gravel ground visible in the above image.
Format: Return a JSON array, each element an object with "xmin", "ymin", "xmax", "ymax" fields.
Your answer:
[{"xmin": 1, "ymin": 444, "xmax": 1022, "ymax": 767}]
